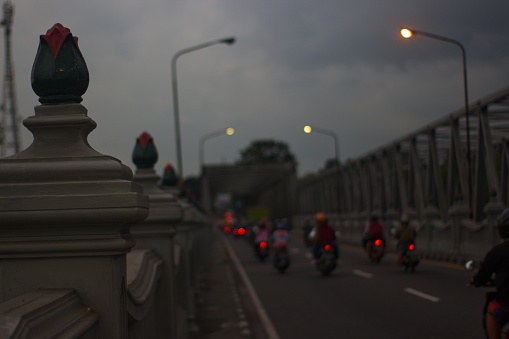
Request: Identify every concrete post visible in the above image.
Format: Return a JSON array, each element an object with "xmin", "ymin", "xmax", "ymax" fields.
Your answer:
[
  {"xmin": 0, "ymin": 24, "xmax": 149, "ymax": 338},
  {"xmin": 160, "ymin": 164, "xmax": 204, "ymax": 335},
  {"xmin": 131, "ymin": 132, "xmax": 183, "ymax": 339}
]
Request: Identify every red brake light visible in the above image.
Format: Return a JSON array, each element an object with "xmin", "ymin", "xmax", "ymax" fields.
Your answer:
[
  {"xmin": 260, "ymin": 241, "xmax": 268, "ymax": 249},
  {"xmin": 238, "ymin": 228, "xmax": 246, "ymax": 236},
  {"xmin": 324, "ymin": 244, "xmax": 332, "ymax": 251},
  {"xmin": 408, "ymin": 244, "xmax": 415, "ymax": 251},
  {"xmin": 374, "ymin": 239, "xmax": 382, "ymax": 246},
  {"xmin": 223, "ymin": 226, "xmax": 231, "ymax": 233},
  {"xmin": 233, "ymin": 228, "xmax": 239, "ymax": 235}
]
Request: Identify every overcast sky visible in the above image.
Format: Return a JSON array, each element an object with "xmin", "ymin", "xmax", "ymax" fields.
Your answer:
[{"xmin": 4, "ymin": 1, "xmax": 509, "ymax": 178}]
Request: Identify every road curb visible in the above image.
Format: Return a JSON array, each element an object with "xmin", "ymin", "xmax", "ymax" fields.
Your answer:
[{"xmin": 220, "ymin": 234, "xmax": 281, "ymax": 339}]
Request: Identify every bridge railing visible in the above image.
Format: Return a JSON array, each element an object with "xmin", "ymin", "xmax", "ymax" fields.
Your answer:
[
  {"xmin": 296, "ymin": 85, "xmax": 509, "ymax": 261},
  {"xmin": 0, "ymin": 23, "xmax": 211, "ymax": 339}
]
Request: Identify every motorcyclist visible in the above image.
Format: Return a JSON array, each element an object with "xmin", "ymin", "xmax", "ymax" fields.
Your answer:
[
  {"xmin": 362, "ymin": 215, "xmax": 385, "ymax": 252},
  {"xmin": 472, "ymin": 208, "xmax": 509, "ymax": 339},
  {"xmin": 395, "ymin": 215, "xmax": 417, "ymax": 265},
  {"xmin": 272, "ymin": 221, "xmax": 290, "ymax": 252},
  {"xmin": 254, "ymin": 218, "xmax": 271, "ymax": 252},
  {"xmin": 310, "ymin": 212, "xmax": 338, "ymax": 262}
]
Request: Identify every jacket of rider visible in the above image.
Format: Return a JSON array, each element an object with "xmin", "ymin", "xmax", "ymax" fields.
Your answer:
[
  {"xmin": 396, "ymin": 225, "xmax": 416, "ymax": 247},
  {"xmin": 272, "ymin": 229, "xmax": 289, "ymax": 250},
  {"xmin": 313, "ymin": 222, "xmax": 336, "ymax": 244},
  {"xmin": 473, "ymin": 240, "xmax": 509, "ymax": 306}
]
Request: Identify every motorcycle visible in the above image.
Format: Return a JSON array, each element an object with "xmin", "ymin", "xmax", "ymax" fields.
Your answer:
[
  {"xmin": 315, "ymin": 242, "xmax": 337, "ymax": 276},
  {"xmin": 401, "ymin": 242, "xmax": 419, "ymax": 273},
  {"xmin": 465, "ymin": 260, "xmax": 509, "ymax": 338},
  {"xmin": 273, "ymin": 248, "xmax": 290, "ymax": 274},
  {"xmin": 255, "ymin": 241, "xmax": 270, "ymax": 262},
  {"xmin": 367, "ymin": 238, "xmax": 384, "ymax": 263}
]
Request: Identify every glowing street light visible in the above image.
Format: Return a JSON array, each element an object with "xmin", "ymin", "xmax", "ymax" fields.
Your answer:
[
  {"xmin": 199, "ymin": 127, "xmax": 235, "ymax": 169},
  {"xmin": 400, "ymin": 27, "xmax": 472, "ymax": 211},
  {"xmin": 171, "ymin": 37, "xmax": 236, "ymax": 179}
]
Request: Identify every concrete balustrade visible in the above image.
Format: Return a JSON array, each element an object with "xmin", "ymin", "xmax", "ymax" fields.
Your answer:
[{"xmin": 0, "ymin": 24, "xmax": 212, "ymax": 339}]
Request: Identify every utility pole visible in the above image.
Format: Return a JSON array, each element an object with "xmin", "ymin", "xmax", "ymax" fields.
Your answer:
[{"xmin": 0, "ymin": 0, "xmax": 20, "ymax": 157}]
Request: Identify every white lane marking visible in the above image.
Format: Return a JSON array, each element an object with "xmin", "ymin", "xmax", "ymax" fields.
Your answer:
[
  {"xmin": 404, "ymin": 288, "xmax": 441, "ymax": 303},
  {"xmin": 353, "ymin": 269, "xmax": 374, "ymax": 279}
]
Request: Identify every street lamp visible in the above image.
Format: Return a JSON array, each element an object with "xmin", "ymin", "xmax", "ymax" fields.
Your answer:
[
  {"xmin": 172, "ymin": 37, "xmax": 236, "ymax": 179},
  {"xmin": 400, "ymin": 27, "xmax": 472, "ymax": 211},
  {"xmin": 304, "ymin": 125, "xmax": 341, "ymax": 215},
  {"xmin": 199, "ymin": 127, "xmax": 235, "ymax": 169}
]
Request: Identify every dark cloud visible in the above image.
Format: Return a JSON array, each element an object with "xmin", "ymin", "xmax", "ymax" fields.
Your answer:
[{"xmin": 3, "ymin": 0, "xmax": 509, "ymax": 177}]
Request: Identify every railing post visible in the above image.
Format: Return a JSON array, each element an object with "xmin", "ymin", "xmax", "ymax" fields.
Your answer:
[
  {"xmin": 131, "ymin": 132, "xmax": 182, "ymax": 339},
  {"xmin": 448, "ymin": 195, "xmax": 471, "ymax": 256},
  {"xmin": 483, "ymin": 191, "xmax": 504, "ymax": 248},
  {"xmin": 160, "ymin": 165, "xmax": 209, "ymax": 335},
  {"xmin": 0, "ymin": 24, "xmax": 149, "ymax": 338},
  {"xmin": 130, "ymin": 132, "xmax": 183, "ymax": 338}
]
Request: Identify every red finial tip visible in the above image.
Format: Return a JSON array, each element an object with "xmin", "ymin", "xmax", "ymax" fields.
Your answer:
[
  {"xmin": 138, "ymin": 131, "xmax": 152, "ymax": 148},
  {"xmin": 43, "ymin": 23, "xmax": 78, "ymax": 57}
]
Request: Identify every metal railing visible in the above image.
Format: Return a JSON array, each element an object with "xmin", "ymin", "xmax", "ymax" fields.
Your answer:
[{"xmin": 296, "ymin": 85, "xmax": 509, "ymax": 260}]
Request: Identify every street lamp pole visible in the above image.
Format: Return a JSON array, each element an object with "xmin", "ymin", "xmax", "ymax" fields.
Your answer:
[
  {"xmin": 304, "ymin": 125, "xmax": 341, "ymax": 215},
  {"xmin": 171, "ymin": 37, "xmax": 236, "ymax": 179},
  {"xmin": 304, "ymin": 125, "xmax": 340, "ymax": 165},
  {"xmin": 199, "ymin": 127, "xmax": 235, "ymax": 170},
  {"xmin": 400, "ymin": 28, "xmax": 472, "ymax": 211}
]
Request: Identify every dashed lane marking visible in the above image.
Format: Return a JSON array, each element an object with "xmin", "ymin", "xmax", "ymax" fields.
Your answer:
[
  {"xmin": 353, "ymin": 269, "xmax": 374, "ymax": 279},
  {"xmin": 404, "ymin": 288, "xmax": 441, "ymax": 303}
]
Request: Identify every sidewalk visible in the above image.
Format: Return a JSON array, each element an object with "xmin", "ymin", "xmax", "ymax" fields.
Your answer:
[{"xmin": 191, "ymin": 230, "xmax": 276, "ymax": 339}]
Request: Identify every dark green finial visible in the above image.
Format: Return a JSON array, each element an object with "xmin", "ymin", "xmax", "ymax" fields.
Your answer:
[
  {"xmin": 161, "ymin": 164, "xmax": 180, "ymax": 187},
  {"xmin": 31, "ymin": 23, "xmax": 89, "ymax": 104},
  {"xmin": 132, "ymin": 132, "xmax": 158, "ymax": 169}
]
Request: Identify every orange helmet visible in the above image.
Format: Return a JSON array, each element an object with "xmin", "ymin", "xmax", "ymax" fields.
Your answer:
[{"xmin": 315, "ymin": 212, "xmax": 328, "ymax": 223}]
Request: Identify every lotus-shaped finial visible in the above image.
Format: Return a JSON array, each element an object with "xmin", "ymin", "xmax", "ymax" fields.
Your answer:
[{"xmin": 31, "ymin": 23, "xmax": 89, "ymax": 104}]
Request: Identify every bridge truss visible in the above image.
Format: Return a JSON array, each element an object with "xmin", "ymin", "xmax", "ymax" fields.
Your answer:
[{"xmin": 298, "ymin": 85, "xmax": 509, "ymax": 224}]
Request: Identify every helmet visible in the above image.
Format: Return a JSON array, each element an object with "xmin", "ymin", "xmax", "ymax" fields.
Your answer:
[
  {"xmin": 275, "ymin": 223, "xmax": 286, "ymax": 230},
  {"xmin": 315, "ymin": 212, "xmax": 328, "ymax": 223},
  {"xmin": 498, "ymin": 208, "xmax": 509, "ymax": 238}
]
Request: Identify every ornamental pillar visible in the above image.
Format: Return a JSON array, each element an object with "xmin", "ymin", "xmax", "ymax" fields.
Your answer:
[
  {"xmin": 131, "ymin": 132, "xmax": 183, "ymax": 338},
  {"xmin": 0, "ymin": 24, "xmax": 149, "ymax": 338}
]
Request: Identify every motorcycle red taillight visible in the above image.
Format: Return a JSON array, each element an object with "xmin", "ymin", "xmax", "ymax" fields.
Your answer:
[
  {"xmin": 374, "ymin": 239, "xmax": 382, "ymax": 247},
  {"xmin": 408, "ymin": 243, "xmax": 415, "ymax": 251},
  {"xmin": 223, "ymin": 226, "xmax": 231, "ymax": 233},
  {"xmin": 260, "ymin": 241, "xmax": 268, "ymax": 249},
  {"xmin": 324, "ymin": 244, "xmax": 332, "ymax": 251},
  {"xmin": 238, "ymin": 228, "xmax": 246, "ymax": 235}
]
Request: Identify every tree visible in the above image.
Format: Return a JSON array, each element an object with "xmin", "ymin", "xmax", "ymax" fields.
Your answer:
[{"xmin": 237, "ymin": 139, "xmax": 297, "ymax": 167}]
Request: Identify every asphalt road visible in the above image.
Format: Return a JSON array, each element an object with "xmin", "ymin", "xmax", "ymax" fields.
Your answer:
[{"xmin": 226, "ymin": 233, "xmax": 488, "ymax": 339}]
